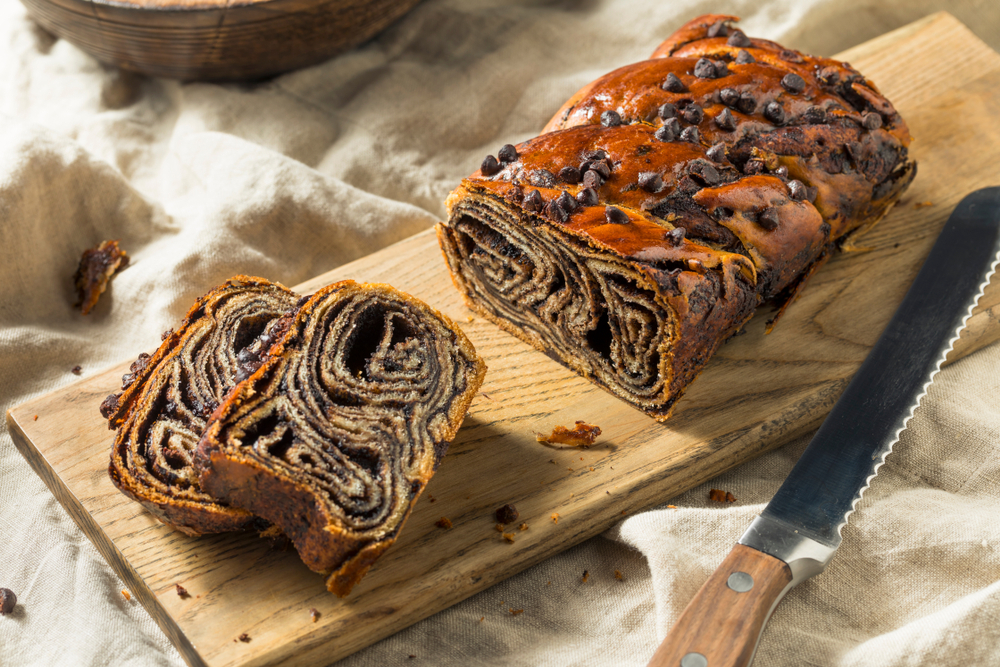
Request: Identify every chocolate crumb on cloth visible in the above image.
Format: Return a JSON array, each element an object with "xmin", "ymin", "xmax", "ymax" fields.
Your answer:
[
  {"xmin": 0, "ymin": 588, "xmax": 16, "ymax": 615},
  {"xmin": 73, "ymin": 240, "xmax": 129, "ymax": 315},
  {"xmin": 438, "ymin": 13, "xmax": 914, "ymax": 421}
]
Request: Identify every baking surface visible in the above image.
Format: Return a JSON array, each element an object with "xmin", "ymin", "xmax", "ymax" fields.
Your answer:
[{"xmin": 7, "ymin": 12, "xmax": 1000, "ymax": 667}]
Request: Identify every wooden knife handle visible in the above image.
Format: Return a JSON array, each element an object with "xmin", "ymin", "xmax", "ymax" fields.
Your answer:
[{"xmin": 647, "ymin": 544, "xmax": 793, "ymax": 667}]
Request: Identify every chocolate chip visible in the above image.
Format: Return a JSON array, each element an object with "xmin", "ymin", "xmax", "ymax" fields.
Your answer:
[
  {"xmin": 557, "ymin": 190, "xmax": 579, "ymax": 213},
  {"xmin": 498, "ymin": 144, "xmax": 518, "ymax": 163},
  {"xmin": 720, "ymin": 88, "xmax": 739, "ymax": 108},
  {"xmin": 482, "ymin": 155, "xmax": 502, "ymax": 176},
  {"xmin": 662, "ymin": 72, "xmax": 687, "ymax": 93},
  {"xmin": 758, "ymin": 207, "xmax": 780, "ymax": 230},
  {"xmin": 523, "ymin": 189, "xmax": 543, "ymax": 212},
  {"xmin": 803, "ymin": 105, "xmax": 827, "ymax": 124},
  {"xmin": 743, "ymin": 159, "xmax": 765, "ymax": 176},
  {"xmin": 706, "ymin": 142, "xmax": 727, "ymax": 163},
  {"xmin": 576, "ymin": 187, "xmax": 599, "ymax": 206},
  {"xmin": 559, "ymin": 166, "xmax": 581, "ymax": 184},
  {"xmin": 774, "ymin": 165, "xmax": 789, "ymax": 180},
  {"xmin": 509, "ymin": 184, "xmax": 524, "ymax": 203},
  {"xmin": 176, "ymin": 584, "xmax": 190, "ymax": 599},
  {"xmin": 737, "ymin": 92, "xmax": 756, "ymax": 114},
  {"xmin": 845, "ymin": 141, "xmax": 863, "ymax": 164},
  {"xmin": 781, "ymin": 73, "xmax": 806, "ymax": 94},
  {"xmin": 582, "ymin": 170, "xmax": 602, "ymax": 189},
  {"xmin": 677, "ymin": 175, "xmax": 700, "ymax": 194},
  {"xmin": 707, "ymin": 20, "xmax": 728, "ymax": 38},
  {"xmin": 529, "ymin": 169, "xmax": 556, "ymax": 188},
  {"xmin": 665, "ymin": 227, "xmax": 686, "ymax": 246},
  {"xmin": 806, "ymin": 186, "xmax": 819, "ymax": 203},
  {"xmin": 779, "ymin": 49, "xmax": 804, "ymax": 63},
  {"xmin": 658, "ymin": 102, "xmax": 678, "ymax": 119},
  {"xmin": 715, "ymin": 108, "xmax": 736, "ymax": 131},
  {"xmin": 654, "ymin": 125, "xmax": 675, "ymax": 142},
  {"xmin": 680, "ymin": 126, "xmax": 700, "ymax": 143},
  {"xmin": 818, "ymin": 67, "xmax": 840, "ymax": 85},
  {"xmin": 584, "ymin": 149, "xmax": 608, "ymax": 161},
  {"xmin": 726, "ymin": 30, "xmax": 752, "ymax": 48},
  {"xmin": 638, "ymin": 172, "xmax": 663, "ymax": 193},
  {"xmin": 601, "ymin": 110, "xmax": 623, "ymax": 127},
  {"xmin": 0, "ymin": 588, "xmax": 16, "ymax": 615},
  {"xmin": 788, "ymin": 180, "xmax": 807, "ymax": 200},
  {"xmin": 546, "ymin": 200, "xmax": 569, "ymax": 223},
  {"xmin": 238, "ymin": 633, "xmax": 251, "ymax": 643},
  {"xmin": 735, "ymin": 49, "xmax": 756, "ymax": 65},
  {"xmin": 71, "ymin": 365, "xmax": 82, "ymax": 375},
  {"xmin": 99, "ymin": 393, "xmax": 120, "ymax": 419},
  {"xmin": 862, "ymin": 112, "xmax": 883, "ymax": 130},
  {"xmin": 764, "ymin": 101, "xmax": 786, "ymax": 125},
  {"xmin": 495, "ymin": 504, "xmax": 520, "ymax": 524},
  {"xmin": 715, "ymin": 61, "xmax": 729, "ymax": 78},
  {"xmin": 694, "ymin": 58, "xmax": 717, "ymax": 79},
  {"xmin": 605, "ymin": 206, "xmax": 630, "ymax": 225},
  {"xmin": 682, "ymin": 104, "xmax": 704, "ymax": 125},
  {"xmin": 689, "ymin": 159, "xmax": 720, "ymax": 186}
]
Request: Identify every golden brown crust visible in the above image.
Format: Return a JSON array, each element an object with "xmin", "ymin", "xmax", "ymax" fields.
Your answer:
[
  {"xmin": 438, "ymin": 14, "xmax": 914, "ymax": 421},
  {"xmin": 196, "ymin": 281, "xmax": 486, "ymax": 596}
]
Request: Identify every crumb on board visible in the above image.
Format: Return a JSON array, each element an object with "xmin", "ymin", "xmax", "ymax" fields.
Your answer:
[
  {"xmin": 615, "ymin": 570, "xmax": 623, "ymax": 581},
  {"xmin": 551, "ymin": 513, "xmax": 560, "ymax": 524},
  {"xmin": 467, "ymin": 316, "xmax": 474, "ymax": 322},
  {"xmin": 479, "ymin": 616, "xmax": 485, "ymax": 622},
  {"xmin": 549, "ymin": 459, "xmax": 556, "ymax": 464},
  {"xmin": 238, "ymin": 633, "xmax": 251, "ymax": 643},
  {"xmin": 408, "ymin": 654, "xmax": 416, "ymax": 660},
  {"xmin": 536, "ymin": 421, "xmax": 602, "ymax": 447},
  {"xmin": 121, "ymin": 589, "xmax": 131, "ymax": 601},
  {"xmin": 73, "ymin": 239, "xmax": 130, "ymax": 315},
  {"xmin": 914, "ymin": 201, "xmax": 933, "ymax": 208},
  {"xmin": 709, "ymin": 489, "xmax": 737, "ymax": 503},
  {"xmin": 495, "ymin": 523, "xmax": 504, "ymax": 533},
  {"xmin": 71, "ymin": 365, "xmax": 82, "ymax": 375},
  {"xmin": 581, "ymin": 570, "xmax": 589, "ymax": 584},
  {"xmin": 510, "ymin": 608, "xmax": 524, "ymax": 616},
  {"xmin": 310, "ymin": 608, "xmax": 320, "ymax": 623},
  {"xmin": 495, "ymin": 503, "xmax": 519, "ymax": 524},
  {"xmin": 589, "ymin": 467, "xmax": 595, "ymax": 472},
  {"xmin": 546, "ymin": 581, "xmax": 552, "ymax": 586},
  {"xmin": 428, "ymin": 495, "xmax": 436, "ymax": 503},
  {"xmin": 435, "ymin": 517, "xmax": 453, "ymax": 529},
  {"xmin": 33, "ymin": 415, "xmax": 38, "ymax": 421},
  {"xmin": 518, "ymin": 523, "xmax": 528, "ymax": 531},
  {"xmin": 175, "ymin": 584, "xmax": 190, "ymax": 599},
  {"xmin": 502, "ymin": 532, "xmax": 516, "ymax": 544}
]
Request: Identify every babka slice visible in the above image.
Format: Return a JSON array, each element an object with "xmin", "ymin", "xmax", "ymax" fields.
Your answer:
[
  {"xmin": 103, "ymin": 276, "xmax": 299, "ymax": 535},
  {"xmin": 195, "ymin": 281, "xmax": 486, "ymax": 596}
]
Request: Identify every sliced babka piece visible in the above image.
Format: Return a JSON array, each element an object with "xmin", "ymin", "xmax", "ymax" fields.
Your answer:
[
  {"xmin": 195, "ymin": 280, "xmax": 486, "ymax": 596},
  {"xmin": 103, "ymin": 276, "xmax": 299, "ymax": 535}
]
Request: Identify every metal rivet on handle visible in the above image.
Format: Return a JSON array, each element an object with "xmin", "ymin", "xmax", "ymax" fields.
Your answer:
[
  {"xmin": 727, "ymin": 571, "xmax": 754, "ymax": 593},
  {"xmin": 681, "ymin": 653, "xmax": 708, "ymax": 667}
]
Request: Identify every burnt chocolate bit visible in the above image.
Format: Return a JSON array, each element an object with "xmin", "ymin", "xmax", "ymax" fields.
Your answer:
[
  {"xmin": 176, "ymin": 584, "xmax": 190, "ymax": 599},
  {"xmin": 726, "ymin": 29, "xmax": 752, "ymax": 48},
  {"xmin": 557, "ymin": 190, "xmax": 579, "ymax": 213},
  {"xmin": 665, "ymin": 227, "xmax": 686, "ymax": 246},
  {"xmin": 582, "ymin": 170, "xmax": 602, "ymax": 189},
  {"xmin": 481, "ymin": 155, "xmax": 501, "ymax": 176},
  {"xmin": 601, "ymin": 110, "xmax": 623, "ymax": 127},
  {"xmin": 509, "ymin": 184, "xmax": 524, "ymax": 204},
  {"xmin": 706, "ymin": 20, "xmax": 728, "ymax": 38},
  {"xmin": 781, "ymin": 73, "xmax": 806, "ymax": 94},
  {"xmin": 498, "ymin": 144, "xmax": 518, "ymax": 163},
  {"xmin": 0, "ymin": 588, "xmax": 16, "ymax": 615},
  {"xmin": 734, "ymin": 49, "xmax": 756, "ymax": 65},
  {"xmin": 862, "ymin": 112, "xmax": 883, "ymax": 130},
  {"xmin": 788, "ymin": 180, "xmax": 807, "ymax": 200},
  {"xmin": 817, "ymin": 66, "xmax": 840, "ymax": 85},
  {"xmin": 654, "ymin": 125, "xmax": 675, "ymax": 143},
  {"xmin": 743, "ymin": 159, "xmax": 765, "ymax": 176},
  {"xmin": 764, "ymin": 101, "xmax": 786, "ymax": 125},
  {"xmin": 720, "ymin": 88, "xmax": 739, "ymax": 108},
  {"xmin": 682, "ymin": 104, "xmax": 704, "ymax": 125},
  {"xmin": 803, "ymin": 105, "xmax": 827, "ymax": 124},
  {"xmin": 576, "ymin": 187, "xmax": 599, "ymax": 206},
  {"xmin": 663, "ymin": 72, "xmax": 687, "ymax": 93},
  {"xmin": 757, "ymin": 207, "xmax": 780, "ymax": 230},
  {"xmin": 523, "ymin": 189, "xmax": 543, "ymax": 213},
  {"xmin": 657, "ymin": 102, "xmax": 678, "ymax": 119},
  {"xmin": 679, "ymin": 126, "xmax": 700, "ymax": 143},
  {"xmin": 689, "ymin": 159, "xmax": 720, "ymax": 186},
  {"xmin": 495, "ymin": 503, "xmax": 520, "ymax": 524},
  {"xmin": 637, "ymin": 171, "xmax": 663, "ymax": 193},
  {"xmin": 714, "ymin": 108, "xmax": 736, "ymax": 131},
  {"xmin": 711, "ymin": 206, "xmax": 734, "ymax": 221},
  {"xmin": 706, "ymin": 142, "xmax": 727, "ymax": 163},
  {"xmin": 737, "ymin": 92, "xmax": 757, "ymax": 115},
  {"xmin": 605, "ymin": 206, "xmax": 630, "ymax": 225},
  {"xmin": 160, "ymin": 328, "xmax": 174, "ymax": 342},
  {"xmin": 546, "ymin": 200, "xmax": 569, "ymax": 223},
  {"xmin": 779, "ymin": 49, "xmax": 804, "ymax": 63},
  {"xmin": 559, "ymin": 166, "xmax": 582, "ymax": 184},
  {"xmin": 676, "ymin": 175, "xmax": 701, "ymax": 194},
  {"xmin": 99, "ymin": 392, "xmax": 120, "ymax": 419},
  {"xmin": 693, "ymin": 58, "xmax": 717, "ymax": 79},
  {"xmin": 529, "ymin": 169, "xmax": 557, "ymax": 188}
]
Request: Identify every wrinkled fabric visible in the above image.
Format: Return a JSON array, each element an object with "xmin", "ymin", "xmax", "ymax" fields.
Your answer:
[{"xmin": 1, "ymin": 0, "xmax": 998, "ymax": 665}]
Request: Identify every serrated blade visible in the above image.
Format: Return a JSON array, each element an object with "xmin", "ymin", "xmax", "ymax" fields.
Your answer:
[{"xmin": 740, "ymin": 187, "xmax": 1000, "ymax": 580}]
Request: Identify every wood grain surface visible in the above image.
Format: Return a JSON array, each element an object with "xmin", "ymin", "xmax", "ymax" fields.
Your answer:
[
  {"xmin": 8, "ymin": 12, "xmax": 1000, "ymax": 667},
  {"xmin": 21, "ymin": 0, "xmax": 422, "ymax": 80}
]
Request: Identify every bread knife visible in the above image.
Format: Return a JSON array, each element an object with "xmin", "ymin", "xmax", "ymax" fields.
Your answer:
[{"xmin": 647, "ymin": 186, "xmax": 1000, "ymax": 667}]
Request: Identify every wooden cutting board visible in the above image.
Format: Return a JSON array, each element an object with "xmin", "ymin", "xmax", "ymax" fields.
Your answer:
[{"xmin": 8, "ymin": 12, "xmax": 1000, "ymax": 667}]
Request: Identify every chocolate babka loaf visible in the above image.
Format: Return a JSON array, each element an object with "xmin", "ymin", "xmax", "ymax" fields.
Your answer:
[
  {"xmin": 438, "ymin": 14, "xmax": 914, "ymax": 421},
  {"xmin": 195, "ymin": 281, "xmax": 486, "ymax": 596},
  {"xmin": 102, "ymin": 276, "xmax": 299, "ymax": 535}
]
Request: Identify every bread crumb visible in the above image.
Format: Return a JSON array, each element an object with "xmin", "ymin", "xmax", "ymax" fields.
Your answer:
[
  {"xmin": 74, "ymin": 240, "xmax": 130, "ymax": 315},
  {"xmin": 914, "ymin": 201, "xmax": 933, "ymax": 208},
  {"xmin": 667, "ymin": 505, "xmax": 677, "ymax": 509},
  {"xmin": 479, "ymin": 616, "xmax": 485, "ymax": 622},
  {"xmin": 33, "ymin": 415, "xmax": 38, "ymax": 421},
  {"xmin": 709, "ymin": 489, "xmax": 737, "ymax": 503},
  {"xmin": 428, "ymin": 495, "xmax": 436, "ymax": 503},
  {"xmin": 175, "ymin": 584, "xmax": 190, "ymax": 599},
  {"xmin": 502, "ymin": 532, "xmax": 516, "ymax": 543},
  {"xmin": 615, "ymin": 570, "xmax": 623, "ymax": 580},
  {"xmin": 581, "ymin": 570, "xmax": 589, "ymax": 583},
  {"xmin": 510, "ymin": 608, "xmax": 524, "ymax": 616},
  {"xmin": 309, "ymin": 608, "xmax": 320, "ymax": 623},
  {"xmin": 495, "ymin": 523, "xmax": 504, "ymax": 533},
  {"xmin": 435, "ymin": 517, "xmax": 453, "ymax": 529},
  {"xmin": 518, "ymin": 523, "xmax": 528, "ymax": 531},
  {"xmin": 537, "ymin": 421, "xmax": 601, "ymax": 447},
  {"xmin": 551, "ymin": 513, "xmax": 560, "ymax": 524},
  {"xmin": 121, "ymin": 589, "xmax": 131, "ymax": 601},
  {"xmin": 238, "ymin": 633, "xmax": 251, "ymax": 643},
  {"xmin": 467, "ymin": 316, "xmax": 475, "ymax": 322},
  {"xmin": 589, "ymin": 467, "xmax": 595, "ymax": 472},
  {"xmin": 549, "ymin": 459, "xmax": 556, "ymax": 464}
]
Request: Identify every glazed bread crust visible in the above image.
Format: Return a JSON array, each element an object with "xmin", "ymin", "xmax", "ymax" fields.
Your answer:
[
  {"xmin": 196, "ymin": 281, "xmax": 486, "ymax": 596},
  {"xmin": 438, "ymin": 14, "xmax": 915, "ymax": 421}
]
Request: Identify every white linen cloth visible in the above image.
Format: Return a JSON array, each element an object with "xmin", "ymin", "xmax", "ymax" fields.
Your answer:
[{"xmin": 1, "ymin": 1, "xmax": 998, "ymax": 664}]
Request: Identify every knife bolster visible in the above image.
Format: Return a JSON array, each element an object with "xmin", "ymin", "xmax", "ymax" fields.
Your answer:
[{"xmin": 738, "ymin": 515, "xmax": 837, "ymax": 587}]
